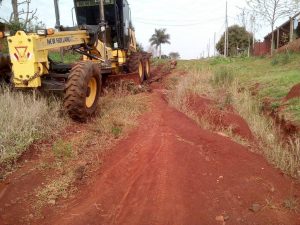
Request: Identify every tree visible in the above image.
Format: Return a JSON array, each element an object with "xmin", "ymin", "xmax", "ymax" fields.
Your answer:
[
  {"xmin": 136, "ymin": 42, "xmax": 144, "ymax": 52},
  {"xmin": 149, "ymin": 28, "xmax": 170, "ymax": 59},
  {"xmin": 0, "ymin": 0, "xmax": 38, "ymax": 31},
  {"xmin": 216, "ymin": 25, "xmax": 253, "ymax": 56},
  {"xmin": 169, "ymin": 52, "xmax": 180, "ymax": 59},
  {"xmin": 247, "ymin": 0, "xmax": 298, "ymax": 55}
]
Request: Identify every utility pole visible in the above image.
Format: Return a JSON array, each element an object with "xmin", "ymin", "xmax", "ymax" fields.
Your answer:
[
  {"xmin": 214, "ymin": 32, "xmax": 216, "ymax": 57},
  {"xmin": 252, "ymin": 16, "xmax": 255, "ymax": 50},
  {"xmin": 53, "ymin": 0, "xmax": 61, "ymax": 29},
  {"xmin": 224, "ymin": 1, "xmax": 228, "ymax": 57},
  {"xmin": 207, "ymin": 38, "xmax": 210, "ymax": 58}
]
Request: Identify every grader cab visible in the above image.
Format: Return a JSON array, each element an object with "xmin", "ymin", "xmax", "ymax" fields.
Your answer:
[{"xmin": 0, "ymin": 0, "xmax": 151, "ymax": 122}]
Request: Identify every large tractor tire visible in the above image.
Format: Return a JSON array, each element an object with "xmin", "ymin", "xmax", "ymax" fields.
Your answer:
[
  {"xmin": 64, "ymin": 62, "xmax": 101, "ymax": 122},
  {"xmin": 142, "ymin": 53, "xmax": 151, "ymax": 80},
  {"xmin": 128, "ymin": 53, "xmax": 144, "ymax": 83}
]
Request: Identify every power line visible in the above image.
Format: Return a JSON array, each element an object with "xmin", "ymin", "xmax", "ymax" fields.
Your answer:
[
  {"xmin": 134, "ymin": 17, "xmax": 220, "ymax": 23},
  {"xmin": 134, "ymin": 17, "xmax": 224, "ymax": 27}
]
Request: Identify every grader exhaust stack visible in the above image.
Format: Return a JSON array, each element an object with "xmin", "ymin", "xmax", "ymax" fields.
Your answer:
[{"xmin": 53, "ymin": 0, "xmax": 61, "ymax": 29}]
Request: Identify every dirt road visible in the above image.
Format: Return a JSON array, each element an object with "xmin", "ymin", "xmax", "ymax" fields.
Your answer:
[
  {"xmin": 41, "ymin": 85, "xmax": 300, "ymax": 225},
  {"xmin": 1, "ymin": 70, "xmax": 300, "ymax": 225}
]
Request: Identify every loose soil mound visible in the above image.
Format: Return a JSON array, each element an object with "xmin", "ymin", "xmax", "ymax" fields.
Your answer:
[
  {"xmin": 187, "ymin": 94, "xmax": 254, "ymax": 141},
  {"xmin": 285, "ymin": 83, "xmax": 300, "ymax": 101}
]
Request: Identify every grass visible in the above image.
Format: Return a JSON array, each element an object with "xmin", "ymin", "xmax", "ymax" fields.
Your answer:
[
  {"xmin": 0, "ymin": 87, "xmax": 66, "ymax": 173},
  {"xmin": 284, "ymin": 98, "xmax": 300, "ymax": 122},
  {"xmin": 92, "ymin": 88, "xmax": 149, "ymax": 137},
  {"xmin": 36, "ymin": 170, "xmax": 75, "ymax": 204},
  {"xmin": 52, "ymin": 140, "xmax": 73, "ymax": 160},
  {"xmin": 212, "ymin": 66, "xmax": 234, "ymax": 87},
  {"xmin": 49, "ymin": 51, "xmax": 81, "ymax": 64}
]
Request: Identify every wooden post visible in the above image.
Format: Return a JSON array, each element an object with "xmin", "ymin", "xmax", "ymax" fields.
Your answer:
[
  {"xmin": 276, "ymin": 27, "xmax": 280, "ymax": 49},
  {"xmin": 290, "ymin": 17, "xmax": 294, "ymax": 43}
]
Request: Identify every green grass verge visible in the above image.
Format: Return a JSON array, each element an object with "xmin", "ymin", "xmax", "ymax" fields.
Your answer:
[{"xmin": 178, "ymin": 53, "xmax": 300, "ymax": 122}]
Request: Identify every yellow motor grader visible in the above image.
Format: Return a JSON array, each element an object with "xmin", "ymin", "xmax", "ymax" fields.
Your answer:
[{"xmin": 0, "ymin": 0, "xmax": 151, "ymax": 122}]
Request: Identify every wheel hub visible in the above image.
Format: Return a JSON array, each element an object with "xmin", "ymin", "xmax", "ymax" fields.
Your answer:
[{"xmin": 86, "ymin": 77, "xmax": 97, "ymax": 108}]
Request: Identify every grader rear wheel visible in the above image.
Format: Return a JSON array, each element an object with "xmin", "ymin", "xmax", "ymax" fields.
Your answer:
[
  {"xmin": 64, "ymin": 62, "xmax": 101, "ymax": 122},
  {"xmin": 128, "ymin": 53, "xmax": 144, "ymax": 83}
]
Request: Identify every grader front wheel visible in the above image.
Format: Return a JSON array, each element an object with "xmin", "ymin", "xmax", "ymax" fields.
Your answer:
[
  {"xmin": 128, "ymin": 53, "xmax": 144, "ymax": 83},
  {"xmin": 64, "ymin": 62, "xmax": 101, "ymax": 122}
]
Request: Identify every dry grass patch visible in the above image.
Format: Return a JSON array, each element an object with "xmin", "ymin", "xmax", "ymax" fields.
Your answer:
[
  {"xmin": 0, "ymin": 87, "xmax": 66, "ymax": 173},
  {"xmin": 167, "ymin": 68, "xmax": 214, "ymax": 112},
  {"xmin": 93, "ymin": 90, "xmax": 149, "ymax": 137},
  {"xmin": 35, "ymin": 170, "xmax": 76, "ymax": 206}
]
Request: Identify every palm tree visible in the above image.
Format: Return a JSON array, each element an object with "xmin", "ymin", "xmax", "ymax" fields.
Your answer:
[{"xmin": 149, "ymin": 28, "xmax": 170, "ymax": 59}]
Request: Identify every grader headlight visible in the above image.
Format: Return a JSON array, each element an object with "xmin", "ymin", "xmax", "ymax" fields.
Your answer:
[
  {"xmin": 37, "ymin": 29, "xmax": 47, "ymax": 36},
  {"xmin": 37, "ymin": 28, "xmax": 55, "ymax": 36},
  {"xmin": 4, "ymin": 31, "xmax": 11, "ymax": 37}
]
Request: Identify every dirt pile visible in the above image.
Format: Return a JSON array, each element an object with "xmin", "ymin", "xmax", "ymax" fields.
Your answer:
[
  {"xmin": 187, "ymin": 94, "xmax": 254, "ymax": 141},
  {"xmin": 285, "ymin": 83, "xmax": 300, "ymax": 101}
]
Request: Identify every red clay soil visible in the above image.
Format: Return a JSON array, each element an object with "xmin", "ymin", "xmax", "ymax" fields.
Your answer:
[
  {"xmin": 263, "ymin": 98, "xmax": 300, "ymax": 138},
  {"xmin": 285, "ymin": 83, "xmax": 300, "ymax": 101},
  {"xmin": 1, "ymin": 76, "xmax": 300, "ymax": 225},
  {"xmin": 0, "ymin": 123, "xmax": 90, "ymax": 225},
  {"xmin": 187, "ymin": 94, "xmax": 254, "ymax": 141},
  {"xmin": 30, "ymin": 90, "xmax": 299, "ymax": 225}
]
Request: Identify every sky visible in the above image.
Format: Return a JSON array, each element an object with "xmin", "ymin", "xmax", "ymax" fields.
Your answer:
[{"xmin": 0, "ymin": 0, "xmax": 282, "ymax": 59}]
